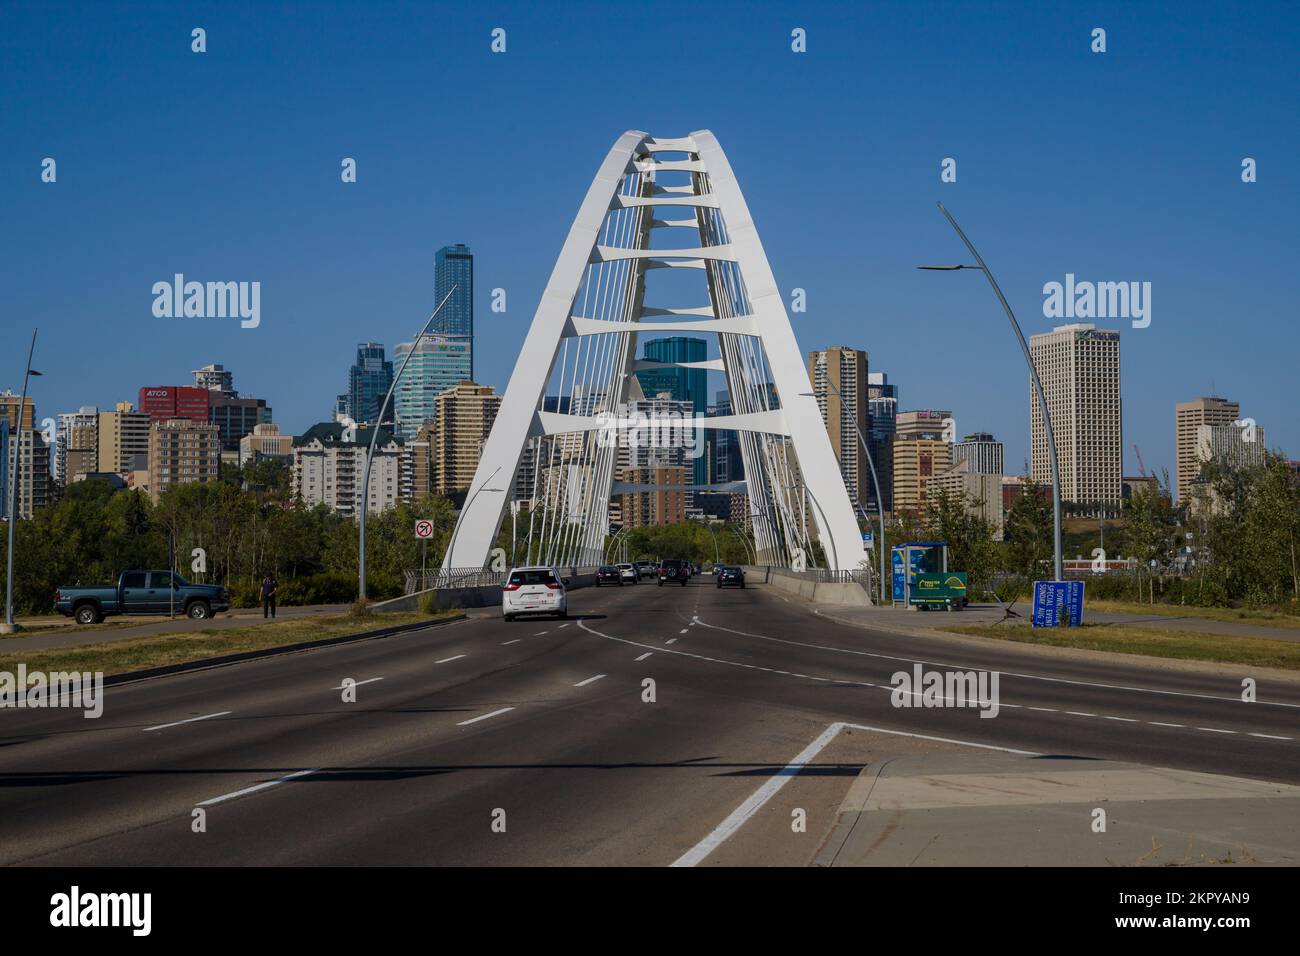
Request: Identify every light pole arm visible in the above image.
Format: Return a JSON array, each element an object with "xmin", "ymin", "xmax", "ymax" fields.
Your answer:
[{"xmin": 934, "ymin": 202, "xmax": 1064, "ymax": 582}]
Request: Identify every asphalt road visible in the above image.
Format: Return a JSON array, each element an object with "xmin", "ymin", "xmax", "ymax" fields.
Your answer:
[{"xmin": 1, "ymin": 578, "xmax": 1296, "ymax": 865}]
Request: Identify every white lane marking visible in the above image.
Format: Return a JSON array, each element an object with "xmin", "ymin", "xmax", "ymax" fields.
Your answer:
[
  {"xmin": 435, "ymin": 655, "xmax": 466, "ymax": 664},
  {"xmin": 666, "ymin": 638, "xmax": 677, "ymax": 645},
  {"xmin": 679, "ymin": 629, "xmax": 689, "ymax": 634},
  {"xmin": 501, "ymin": 639, "xmax": 521, "ymax": 645},
  {"xmin": 574, "ymin": 674, "xmax": 606, "ymax": 687},
  {"xmin": 1250, "ymin": 732, "xmax": 1294, "ymax": 740},
  {"xmin": 635, "ymin": 652, "xmax": 653, "ymax": 661},
  {"xmin": 1103, "ymin": 715, "xmax": 1138, "ymax": 722},
  {"xmin": 577, "ymin": 620, "xmax": 1296, "ymax": 745},
  {"xmin": 198, "ymin": 768, "xmax": 320, "ymax": 807},
  {"xmin": 672, "ymin": 721, "xmax": 1039, "ymax": 867},
  {"xmin": 457, "ymin": 707, "xmax": 515, "ymax": 726},
  {"xmin": 535, "ymin": 631, "xmax": 549, "ymax": 636},
  {"xmin": 557, "ymin": 624, "xmax": 569, "ymax": 629},
  {"xmin": 1066, "ymin": 711, "xmax": 1096, "ymax": 718},
  {"xmin": 1198, "ymin": 727, "xmax": 1237, "ymax": 734},
  {"xmin": 331, "ymin": 678, "xmax": 383, "ymax": 690},
  {"xmin": 717, "ymin": 610, "xmax": 1300, "ymax": 711},
  {"xmin": 143, "ymin": 711, "xmax": 230, "ymax": 732}
]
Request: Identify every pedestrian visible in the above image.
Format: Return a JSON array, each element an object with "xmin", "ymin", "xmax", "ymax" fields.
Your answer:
[{"xmin": 262, "ymin": 572, "xmax": 278, "ymax": 619}]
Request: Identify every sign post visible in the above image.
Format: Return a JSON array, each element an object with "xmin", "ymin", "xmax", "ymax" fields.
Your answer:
[{"xmin": 415, "ymin": 519, "xmax": 435, "ymax": 588}]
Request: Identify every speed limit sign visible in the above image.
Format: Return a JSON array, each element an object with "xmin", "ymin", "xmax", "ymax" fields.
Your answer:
[{"xmin": 415, "ymin": 519, "xmax": 435, "ymax": 539}]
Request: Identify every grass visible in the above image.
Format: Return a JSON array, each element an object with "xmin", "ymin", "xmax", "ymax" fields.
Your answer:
[
  {"xmin": 1085, "ymin": 599, "xmax": 1300, "ymax": 629},
  {"xmin": 0, "ymin": 611, "xmax": 455, "ymax": 678},
  {"xmin": 949, "ymin": 621, "xmax": 1300, "ymax": 671}
]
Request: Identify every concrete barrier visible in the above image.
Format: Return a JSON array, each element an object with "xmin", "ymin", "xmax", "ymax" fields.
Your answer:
[
  {"xmin": 373, "ymin": 571, "xmax": 599, "ymax": 613},
  {"xmin": 743, "ymin": 565, "xmax": 873, "ymax": 607}
]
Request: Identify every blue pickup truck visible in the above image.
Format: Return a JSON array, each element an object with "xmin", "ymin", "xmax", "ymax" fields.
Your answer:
[{"xmin": 55, "ymin": 570, "xmax": 231, "ymax": 625}]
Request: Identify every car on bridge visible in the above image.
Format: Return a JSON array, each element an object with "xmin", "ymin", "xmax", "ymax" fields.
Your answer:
[
  {"xmin": 657, "ymin": 559, "xmax": 689, "ymax": 587},
  {"xmin": 716, "ymin": 566, "xmax": 746, "ymax": 589},
  {"xmin": 617, "ymin": 563, "xmax": 638, "ymax": 584},
  {"xmin": 595, "ymin": 566, "xmax": 622, "ymax": 586},
  {"xmin": 55, "ymin": 570, "xmax": 231, "ymax": 624},
  {"xmin": 503, "ymin": 566, "xmax": 568, "ymax": 621},
  {"xmin": 635, "ymin": 561, "xmax": 657, "ymax": 579}
]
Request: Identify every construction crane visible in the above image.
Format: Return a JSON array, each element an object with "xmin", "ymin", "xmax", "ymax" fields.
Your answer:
[{"xmin": 1133, "ymin": 444, "xmax": 1148, "ymax": 478}]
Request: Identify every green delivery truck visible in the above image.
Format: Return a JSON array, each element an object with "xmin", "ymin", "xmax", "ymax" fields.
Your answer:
[{"xmin": 909, "ymin": 572, "xmax": 969, "ymax": 611}]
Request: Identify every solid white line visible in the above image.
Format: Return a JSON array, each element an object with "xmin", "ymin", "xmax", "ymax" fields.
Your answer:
[
  {"xmin": 435, "ymin": 655, "xmax": 466, "ymax": 664},
  {"xmin": 457, "ymin": 707, "xmax": 515, "ymax": 726},
  {"xmin": 143, "ymin": 711, "xmax": 230, "ymax": 732},
  {"xmin": 501, "ymin": 639, "xmax": 521, "ymax": 645},
  {"xmin": 331, "ymin": 678, "xmax": 383, "ymax": 690},
  {"xmin": 672, "ymin": 721, "xmax": 1040, "ymax": 867},
  {"xmin": 198, "ymin": 768, "xmax": 319, "ymax": 807},
  {"xmin": 574, "ymin": 674, "xmax": 606, "ymax": 687},
  {"xmin": 635, "ymin": 652, "xmax": 652, "ymax": 661}
]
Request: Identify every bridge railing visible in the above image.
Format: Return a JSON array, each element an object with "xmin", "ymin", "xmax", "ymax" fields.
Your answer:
[{"xmin": 403, "ymin": 566, "xmax": 600, "ymax": 595}]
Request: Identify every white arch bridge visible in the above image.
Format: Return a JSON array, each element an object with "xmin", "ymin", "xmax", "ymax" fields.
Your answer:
[{"xmin": 443, "ymin": 130, "xmax": 867, "ymax": 572}]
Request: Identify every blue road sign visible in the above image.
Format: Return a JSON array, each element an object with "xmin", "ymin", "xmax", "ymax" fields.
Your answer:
[{"xmin": 1032, "ymin": 580, "xmax": 1085, "ymax": 627}]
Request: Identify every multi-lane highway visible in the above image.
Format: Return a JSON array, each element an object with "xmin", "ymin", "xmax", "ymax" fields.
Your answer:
[{"xmin": 2, "ymin": 578, "xmax": 1297, "ymax": 866}]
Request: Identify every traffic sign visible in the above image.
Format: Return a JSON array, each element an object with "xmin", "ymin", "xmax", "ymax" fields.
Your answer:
[
  {"xmin": 1032, "ymin": 580, "xmax": 1085, "ymax": 627},
  {"xmin": 414, "ymin": 520, "xmax": 435, "ymax": 539}
]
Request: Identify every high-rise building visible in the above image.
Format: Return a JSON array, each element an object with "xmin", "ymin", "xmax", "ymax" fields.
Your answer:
[
  {"xmin": 619, "ymin": 465, "xmax": 688, "ymax": 528},
  {"xmin": 807, "ymin": 347, "xmax": 871, "ymax": 511},
  {"xmin": 346, "ymin": 343, "xmax": 395, "ymax": 425},
  {"xmin": 0, "ymin": 394, "xmax": 52, "ymax": 519},
  {"xmin": 1029, "ymin": 324, "xmax": 1122, "ymax": 506},
  {"xmin": 292, "ymin": 422, "xmax": 406, "ymax": 519},
  {"xmin": 55, "ymin": 406, "xmax": 99, "ymax": 485},
  {"xmin": 892, "ymin": 437, "xmax": 953, "ymax": 516},
  {"xmin": 895, "ymin": 409, "xmax": 952, "ymax": 441},
  {"xmin": 867, "ymin": 372, "xmax": 897, "ymax": 511},
  {"xmin": 635, "ymin": 337, "xmax": 709, "ymax": 486},
  {"xmin": 954, "ymin": 432, "xmax": 1004, "ymax": 475},
  {"xmin": 97, "ymin": 402, "xmax": 151, "ymax": 475},
  {"xmin": 393, "ymin": 334, "xmax": 473, "ymax": 440},
  {"xmin": 193, "ymin": 363, "xmax": 235, "ymax": 394},
  {"xmin": 1175, "ymin": 396, "xmax": 1240, "ymax": 502},
  {"xmin": 710, "ymin": 390, "xmax": 744, "ymax": 485},
  {"xmin": 435, "ymin": 244, "xmax": 474, "ymax": 377},
  {"xmin": 148, "ymin": 418, "xmax": 221, "ymax": 502},
  {"xmin": 209, "ymin": 393, "xmax": 272, "ymax": 453},
  {"xmin": 431, "ymin": 382, "xmax": 501, "ymax": 496},
  {"xmin": 138, "ymin": 386, "xmax": 210, "ymax": 424}
]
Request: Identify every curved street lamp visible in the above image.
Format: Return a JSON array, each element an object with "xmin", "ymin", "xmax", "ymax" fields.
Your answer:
[
  {"xmin": 919, "ymin": 202, "xmax": 1064, "ymax": 582},
  {"xmin": 3, "ymin": 329, "xmax": 41, "ymax": 634},
  {"xmin": 358, "ymin": 287, "xmax": 456, "ymax": 601}
]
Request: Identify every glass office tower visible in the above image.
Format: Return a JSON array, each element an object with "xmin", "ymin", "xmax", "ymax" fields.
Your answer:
[
  {"xmin": 634, "ymin": 337, "xmax": 709, "ymax": 486},
  {"xmin": 434, "ymin": 244, "xmax": 474, "ymax": 379}
]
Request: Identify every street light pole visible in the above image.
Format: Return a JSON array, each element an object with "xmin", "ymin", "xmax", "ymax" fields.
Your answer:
[
  {"xmin": 443, "ymin": 465, "xmax": 504, "ymax": 577},
  {"xmin": 358, "ymin": 287, "xmax": 456, "ymax": 601},
  {"xmin": 802, "ymin": 382, "xmax": 887, "ymax": 604},
  {"xmin": 921, "ymin": 202, "xmax": 1064, "ymax": 582},
  {"xmin": 3, "ymin": 330, "xmax": 41, "ymax": 634}
]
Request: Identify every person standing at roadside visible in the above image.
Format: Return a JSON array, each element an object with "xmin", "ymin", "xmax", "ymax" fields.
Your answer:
[{"xmin": 262, "ymin": 572, "xmax": 278, "ymax": 619}]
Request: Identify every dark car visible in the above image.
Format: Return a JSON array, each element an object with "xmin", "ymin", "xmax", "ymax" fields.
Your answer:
[
  {"xmin": 595, "ymin": 565, "xmax": 623, "ymax": 586},
  {"xmin": 657, "ymin": 559, "xmax": 689, "ymax": 587},
  {"xmin": 717, "ymin": 565, "xmax": 746, "ymax": 589}
]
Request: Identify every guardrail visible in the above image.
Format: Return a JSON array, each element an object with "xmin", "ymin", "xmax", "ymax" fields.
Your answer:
[{"xmin": 403, "ymin": 566, "xmax": 599, "ymax": 595}]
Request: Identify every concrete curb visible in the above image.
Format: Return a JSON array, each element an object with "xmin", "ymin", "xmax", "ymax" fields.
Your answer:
[{"xmin": 102, "ymin": 614, "xmax": 468, "ymax": 688}]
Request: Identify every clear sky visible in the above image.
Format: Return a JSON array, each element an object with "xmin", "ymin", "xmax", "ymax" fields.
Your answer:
[{"xmin": 3, "ymin": 0, "xmax": 1297, "ymax": 478}]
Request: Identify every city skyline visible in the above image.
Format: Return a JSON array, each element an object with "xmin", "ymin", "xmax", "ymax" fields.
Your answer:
[{"xmin": 4, "ymin": 1, "xmax": 1297, "ymax": 486}]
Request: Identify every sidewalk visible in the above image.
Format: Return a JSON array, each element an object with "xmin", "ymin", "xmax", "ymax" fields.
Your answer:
[
  {"xmin": 815, "ymin": 739, "xmax": 1300, "ymax": 866},
  {"xmin": 0, "ymin": 604, "xmax": 350, "ymax": 654}
]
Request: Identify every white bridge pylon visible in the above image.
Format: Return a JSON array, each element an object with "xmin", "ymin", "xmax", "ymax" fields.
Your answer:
[{"xmin": 444, "ymin": 130, "xmax": 868, "ymax": 572}]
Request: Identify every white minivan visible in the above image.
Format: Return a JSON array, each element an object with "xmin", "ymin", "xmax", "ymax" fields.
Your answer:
[{"xmin": 502, "ymin": 566, "xmax": 568, "ymax": 621}]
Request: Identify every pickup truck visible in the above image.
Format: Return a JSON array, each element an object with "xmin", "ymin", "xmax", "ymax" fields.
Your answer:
[{"xmin": 55, "ymin": 571, "xmax": 231, "ymax": 625}]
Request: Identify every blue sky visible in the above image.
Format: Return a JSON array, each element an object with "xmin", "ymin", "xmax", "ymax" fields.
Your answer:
[{"xmin": 3, "ymin": 0, "xmax": 1297, "ymax": 478}]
